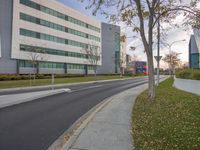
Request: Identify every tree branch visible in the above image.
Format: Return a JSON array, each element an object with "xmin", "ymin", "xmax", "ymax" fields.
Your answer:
[{"xmin": 134, "ymin": 0, "xmax": 149, "ymax": 52}]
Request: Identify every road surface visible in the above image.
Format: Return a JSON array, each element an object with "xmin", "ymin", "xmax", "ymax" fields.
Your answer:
[{"xmin": 0, "ymin": 77, "xmax": 149, "ymax": 150}]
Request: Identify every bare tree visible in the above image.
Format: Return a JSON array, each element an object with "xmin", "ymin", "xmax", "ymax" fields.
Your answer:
[
  {"xmin": 163, "ymin": 51, "xmax": 181, "ymax": 76},
  {"xmin": 178, "ymin": 61, "xmax": 189, "ymax": 69},
  {"xmin": 80, "ymin": 0, "xmax": 200, "ymax": 100},
  {"xmin": 120, "ymin": 52, "xmax": 126, "ymax": 76},
  {"xmin": 83, "ymin": 44, "xmax": 101, "ymax": 76},
  {"xmin": 24, "ymin": 45, "xmax": 48, "ymax": 83},
  {"xmin": 120, "ymin": 34, "xmax": 127, "ymax": 77}
]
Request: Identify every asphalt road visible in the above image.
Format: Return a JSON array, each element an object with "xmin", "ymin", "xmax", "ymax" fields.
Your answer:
[{"xmin": 0, "ymin": 77, "xmax": 148, "ymax": 150}]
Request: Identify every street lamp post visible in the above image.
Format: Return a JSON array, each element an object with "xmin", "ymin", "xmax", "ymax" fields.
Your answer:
[{"xmin": 167, "ymin": 39, "xmax": 185, "ymax": 76}]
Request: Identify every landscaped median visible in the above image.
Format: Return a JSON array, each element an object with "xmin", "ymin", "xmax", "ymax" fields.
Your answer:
[
  {"xmin": 132, "ymin": 78, "xmax": 200, "ymax": 150},
  {"xmin": 0, "ymin": 75, "xmax": 131, "ymax": 89}
]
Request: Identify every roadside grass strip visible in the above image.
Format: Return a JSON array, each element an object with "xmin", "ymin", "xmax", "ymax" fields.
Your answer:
[
  {"xmin": 132, "ymin": 78, "xmax": 200, "ymax": 150},
  {"xmin": 0, "ymin": 75, "xmax": 130, "ymax": 89}
]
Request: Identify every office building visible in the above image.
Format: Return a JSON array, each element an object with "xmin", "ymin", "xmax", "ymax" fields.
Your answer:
[
  {"xmin": 97, "ymin": 23, "xmax": 122, "ymax": 74},
  {"xmin": 0, "ymin": 0, "xmax": 101, "ymax": 74},
  {"xmin": 126, "ymin": 54, "xmax": 132, "ymax": 64},
  {"xmin": 126, "ymin": 61, "xmax": 148, "ymax": 75},
  {"xmin": 189, "ymin": 30, "xmax": 200, "ymax": 69}
]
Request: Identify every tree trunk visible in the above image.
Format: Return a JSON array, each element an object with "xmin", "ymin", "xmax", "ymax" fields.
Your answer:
[
  {"xmin": 147, "ymin": 52, "xmax": 155, "ymax": 100},
  {"xmin": 135, "ymin": 0, "xmax": 155, "ymax": 100},
  {"xmin": 147, "ymin": 11, "xmax": 155, "ymax": 101}
]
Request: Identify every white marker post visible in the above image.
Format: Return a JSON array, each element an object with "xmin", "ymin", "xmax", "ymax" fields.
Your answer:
[
  {"xmin": 51, "ymin": 74, "xmax": 54, "ymax": 90},
  {"xmin": 154, "ymin": 56, "xmax": 162, "ymax": 86}
]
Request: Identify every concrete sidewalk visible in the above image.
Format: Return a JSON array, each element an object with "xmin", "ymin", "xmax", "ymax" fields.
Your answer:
[
  {"xmin": 61, "ymin": 84, "xmax": 148, "ymax": 150},
  {"xmin": 0, "ymin": 89, "xmax": 70, "ymax": 109}
]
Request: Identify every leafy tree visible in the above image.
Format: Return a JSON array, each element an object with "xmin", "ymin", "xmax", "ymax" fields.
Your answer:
[
  {"xmin": 80, "ymin": 0, "xmax": 200, "ymax": 100},
  {"xmin": 163, "ymin": 51, "xmax": 181, "ymax": 76}
]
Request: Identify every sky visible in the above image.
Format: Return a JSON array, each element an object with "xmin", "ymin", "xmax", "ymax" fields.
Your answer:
[{"xmin": 58, "ymin": 0, "xmax": 193, "ymax": 68}]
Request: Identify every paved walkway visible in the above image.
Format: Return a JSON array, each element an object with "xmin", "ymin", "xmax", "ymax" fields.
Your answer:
[
  {"xmin": 174, "ymin": 77, "xmax": 200, "ymax": 96},
  {"xmin": 62, "ymin": 84, "xmax": 148, "ymax": 150}
]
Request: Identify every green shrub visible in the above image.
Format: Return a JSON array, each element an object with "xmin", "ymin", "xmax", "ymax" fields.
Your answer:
[
  {"xmin": 191, "ymin": 70, "xmax": 200, "ymax": 80},
  {"xmin": 176, "ymin": 69, "xmax": 200, "ymax": 80},
  {"xmin": 55, "ymin": 74, "xmax": 84, "ymax": 78},
  {"xmin": 10, "ymin": 75, "xmax": 22, "ymax": 80},
  {"xmin": 124, "ymin": 70, "xmax": 134, "ymax": 76},
  {"xmin": 0, "ymin": 75, "xmax": 10, "ymax": 81},
  {"xmin": 21, "ymin": 75, "xmax": 30, "ymax": 80},
  {"xmin": 36, "ymin": 74, "xmax": 45, "ymax": 79},
  {"xmin": 176, "ymin": 69, "xmax": 192, "ymax": 79},
  {"xmin": 0, "ymin": 73, "xmax": 102, "ymax": 81}
]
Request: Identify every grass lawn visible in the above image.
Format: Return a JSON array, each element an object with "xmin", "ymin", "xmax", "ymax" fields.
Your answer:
[
  {"xmin": 0, "ymin": 75, "xmax": 130, "ymax": 89},
  {"xmin": 132, "ymin": 78, "xmax": 200, "ymax": 150}
]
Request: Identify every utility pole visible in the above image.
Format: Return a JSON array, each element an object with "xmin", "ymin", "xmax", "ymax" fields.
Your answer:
[{"xmin": 156, "ymin": 0, "xmax": 161, "ymax": 86}]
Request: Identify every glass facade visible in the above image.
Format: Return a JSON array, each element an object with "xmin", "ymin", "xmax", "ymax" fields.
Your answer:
[
  {"xmin": 20, "ymin": 28, "xmax": 99, "ymax": 49},
  {"xmin": 114, "ymin": 32, "xmax": 120, "ymax": 73},
  {"xmin": 189, "ymin": 31, "xmax": 200, "ymax": 69},
  {"xmin": 19, "ymin": 60, "xmax": 94, "ymax": 70},
  {"xmin": 19, "ymin": 0, "xmax": 100, "ymax": 33},
  {"xmin": 15, "ymin": 0, "xmax": 100, "ymax": 74},
  {"xmin": 19, "ymin": 60, "xmax": 34, "ymax": 68},
  {"xmin": 20, "ymin": 44, "xmax": 87, "ymax": 59},
  {"xmin": 191, "ymin": 53, "xmax": 200, "ymax": 69},
  {"xmin": 20, "ymin": 13, "xmax": 100, "ymax": 42}
]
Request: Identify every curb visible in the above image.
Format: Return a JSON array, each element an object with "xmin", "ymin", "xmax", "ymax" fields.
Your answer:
[
  {"xmin": 0, "ymin": 77, "xmax": 134, "ymax": 92},
  {"xmin": 61, "ymin": 84, "xmax": 148, "ymax": 150},
  {"xmin": 47, "ymin": 91, "xmax": 115, "ymax": 150},
  {"xmin": 49, "ymin": 76, "xmax": 169, "ymax": 150},
  {"xmin": 47, "ymin": 81, "xmax": 149, "ymax": 150},
  {"xmin": 0, "ymin": 88, "xmax": 71, "ymax": 109}
]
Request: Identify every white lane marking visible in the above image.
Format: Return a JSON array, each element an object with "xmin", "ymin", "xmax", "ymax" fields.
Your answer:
[
  {"xmin": 73, "ymin": 85, "xmax": 104, "ymax": 92},
  {"xmin": 61, "ymin": 88, "xmax": 72, "ymax": 93}
]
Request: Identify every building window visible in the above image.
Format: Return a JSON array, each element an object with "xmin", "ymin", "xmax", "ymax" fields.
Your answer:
[
  {"xmin": 20, "ymin": 13, "xmax": 100, "ymax": 42},
  {"xmin": 19, "ymin": 0, "xmax": 100, "ymax": 33},
  {"xmin": 20, "ymin": 28, "xmax": 98, "ymax": 49},
  {"xmin": 20, "ymin": 44, "xmax": 88, "ymax": 59}
]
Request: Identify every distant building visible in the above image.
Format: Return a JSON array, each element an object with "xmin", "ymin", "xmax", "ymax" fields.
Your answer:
[
  {"xmin": 126, "ymin": 61, "xmax": 148, "ymax": 75},
  {"xmin": 189, "ymin": 30, "xmax": 200, "ymax": 69},
  {"xmin": 0, "ymin": 0, "xmax": 101, "ymax": 74},
  {"xmin": 97, "ymin": 23, "xmax": 121, "ymax": 74},
  {"xmin": 126, "ymin": 54, "xmax": 132, "ymax": 64}
]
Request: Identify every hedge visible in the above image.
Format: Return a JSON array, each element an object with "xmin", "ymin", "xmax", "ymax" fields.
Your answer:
[
  {"xmin": 0, "ymin": 74, "xmax": 85, "ymax": 81},
  {"xmin": 176, "ymin": 69, "xmax": 200, "ymax": 80}
]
